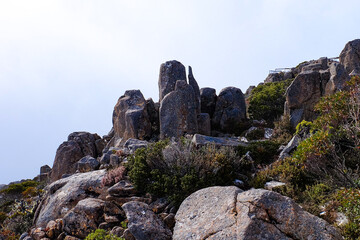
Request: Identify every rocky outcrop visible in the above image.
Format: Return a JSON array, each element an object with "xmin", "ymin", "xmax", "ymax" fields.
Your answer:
[
  {"xmin": 50, "ymin": 132, "xmax": 101, "ymax": 181},
  {"xmin": 174, "ymin": 186, "xmax": 342, "ymax": 240},
  {"xmin": 197, "ymin": 113, "xmax": 211, "ymax": 136},
  {"xmin": 340, "ymin": 39, "xmax": 360, "ymax": 75},
  {"xmin": 160, "ymin": 80, "xmax": 198, "ymax": 139},
  {"xmin": 264, "ymin": 72, "xmax": 284, "ymax": 83},
  {"xmin": 325, "ymin": 62, "xmax": 350, "ymax": 95},
  {"xmin": 200, "ymin": 88, "xmax": 217, "ymax": 118},
  {"xmin": 212, "ymin": 87, "xmax": 246, "ymax": 132},
  {"xmin": 63, "ymin": 198, "xmax": 105, "ymax": 238},
  {"xmin": 76, "ymin": 156, "xmax": 100, "ymax": 173},
  {"xmin": 112, "ymin": 90, "xmax": 152, "ymax": 141},
  {"xmin": 34, "ymin": 170, "xmax": 106, "ymax": 228},
  {"xmin": 158, "ymin": 60, "xmax": 186, "ymax": 101},
  {"xmin": 122, "ymin": 201, "xmax": 172, "ymax": 240},
  {"xmin": 188, "ymin": 66, "xmax": 201, "ymax": 115}
]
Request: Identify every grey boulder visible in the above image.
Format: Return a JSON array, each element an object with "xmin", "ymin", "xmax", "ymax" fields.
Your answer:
[
  {"xmin": 160, "ymin": 80, "xmax": 198, "ymax": 139},
  {"xmin": 112, "ymin": 90, "xmax": 152, "ymax": 141},
  {"xmin": 76, "ymin": 156, "xmax": 100, "ymax": 173},
  {"xmin": 212, "ymin": 87, "xmax": 247, "ymax": 132},
  {"xmin": 122, "ymin": 201, "xmax": 172, "ymax": 240},
  {"xmin": 158, "ymin": 60, "xmax": 186, "ymax": 101},
  {"xmin": 200, "ymin": 87, "xmax": 217, "ymax": 118},
  {"xmin": 339, "ymin": 39, "xmax": 360, "ymax": 75},
  {"xmin": 174, "ymin": 187, "xmax": 342, "ymax": 240},
  {"xmin": 50, "ymin": 132, "xmax": 101, "ymax": 181},
  {"xmin": 34, "ymin": 170, "xmax": 106, "ymax": 228}
]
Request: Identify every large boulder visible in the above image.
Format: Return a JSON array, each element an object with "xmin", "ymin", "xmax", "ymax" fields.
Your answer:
[
  {"xmin": 264, "ymin": 72, "xmax": 284, "ymax": 83},
  {"xmin": 339, "ymin": 39, "xmax": 360, "ymax": 75},
  {"xmin": 112, "ymin": 90, "xmax": 152, "ymax": 141},
  {"xmin": 160, "ymin": 80, "xmax": 198, "ymax": 139},
  {"xmin": 212, "ymin": 87, "xmax": 246, "ymax": 132},
  {"xmin": 325, "ymin": 62, "xmax": 350, "ymax": 95},
  {"xmin": 191, "ymin": 134, "xmax": 247, "ymax": 147},
  {"xmin": 188, "ymin": 66, "xmax": 201, "ymax": 115},
  {"xmin": 158, "ymin": 60, "xmax": 186, "ymax": 101},
  {"xmin": 34, "ymin": 170, "xmax": 106, "ymax": 228},
  {"xmin": 63, "ymin": 198, "xmax": 105, "ymax": 238},
  {"xmin": 122, "ymin": 201, "xmax": 172, "ymax": 240},
  {"xmin": 173, "ymin": 186, "xmax": 342, "ymax": 240},
  {"xmin": 284, "ymin": 70, "xmax": 328, "ymax": 128},
  {"xmin": 200, "ymin": 87, "xmax": 217, "ymax": 118},
  {"xmin": 50, "ymin": 132, "xmax": 101, "ymax": 181}
]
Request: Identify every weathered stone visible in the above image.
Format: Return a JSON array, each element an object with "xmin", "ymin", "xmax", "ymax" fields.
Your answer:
[
  {"xmin": 284, "ymin": 71, "xmax": 294, "ymax": 80},
  {"xmin": 95, "ymin": 138, "xmax": 106, "ymax": 156},
  {"xmin": 149, "ymin": 198, "xmax": 169, "ymax": 214},
  {"xmin": 264, "ymin": 181, "xmax": 286, "ymax": 191},
  {"xmin": 122, "ymin": 201, "xmax": 172, "ymax": 240},
  {"xmin": 76, "ymin": 156, "xmax": 100, "ymax": 173},
  {"xmin": 244, "ymin": 86, "xmax": 255, "ymax": 99},
  {"xmin": 34, "ymin": 170, "xmax": 106, "ymax": 228},
  {"xmin": 40, "ymin": 165, "xmax": 51, "ymax": 174},
  {"xmin": 109, "ymin": 154, "xmax": 120, "ymax": 167},
  {"xmin": 339, "ymin": 39, "xmax": 360, "ymax": 75},
  {"xmin": 212, "ymin": 87, "xmax": 246, "ymax": 132},
  {"xmin": 105, "ymin": 196, "xmax": 152, "ymax": 206},
  {"xmin": 200, "ymin": 87, "xmax": 217, "ymax": 118},
  {"xmin": 63, "ymin": 198, "xmax": 105, "ymax": 239},
  {"xmin": 285, "ymin": 70, "xmax": 329, "ymax": 128},
  {"xmin": 302, "ymin": 57, "xmax": 328, "ymax": 72},
  {"xmin": 174, "ymin": 187, "xmax": 342, "ymax": 240},
  {"xmin": 112, "ymin": 90, "xmax": 152, "ymax": 141},
  {"xmin": 188, "ymin": 66, "xmax": 201, "ymax": 115},
  {"xmin": 31, "ymin": 228, "xmax": 46, "ymax": 240},
  {"xmin": 123, "ymin": 138, "xmax": 148, "ymax": 153},
  {"xmin": 158, "ymin": 60, "xmax": 186, "ymax": 101},
  {"xmin": 50, "ymin": 132, "xmax": 101, "ymax": 181},
  {"xmin": 160, "ymin": 80, "xmax": 198, "ymax": 139},
  {"xmin": 264, "ymin": 72, "xmax": 284, "ymax": 83},
  {"xmin": 45, "ymin": 219, "xmax": 62, "ymax": 239},
  {"xmin": 325, "ymin": 62, "xmax": 350, "ymax": 95},
  {"xmin": 107, "ymin": 180, "xmax": 136, "ymax": 197},
  {"xmin": 191, "ymin": 134, "xmax": 247, "ymax": 147},
  {"xmin": 278, "ymin": 135, "xmax": 301, "ymax": 159},
  {"xmin": 100, "ymin": 153, "xmax": 111, "ymax": 165},
  {"xmin": 197, "ymin": 113, "xmax": 211, "ymax": 136},
  {"xmin": 64, "ymin": 236, "xmax": 79, "ymax": 240},
  {"xmin": 163, "ymin": 213, "xmax": 176, "ymax": 229},
  {"xmin": 122, "ymin": 229, "xmax": 135, "ymax": 240},
  {"xmin": 146, "ymin": 98, "xmax": 160, "ymax": 137},
  {"xmin": 174, "ymin": 186, "xmax": 243, "ymax": 240}
]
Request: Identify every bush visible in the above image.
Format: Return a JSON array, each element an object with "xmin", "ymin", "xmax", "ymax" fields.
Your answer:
[
  {"xmin": 337, "ymin": 188, "xmax": 360, "ymax": 239},
  {"xmin": 128, "ymin": 139, "xmax": 245, "ymax": 206},
  {"xmin": 85, "ymin": 229, "xmax": 124, "ymax": 240},
  {"xmin": 101, "ymin": 166, "xmax": 127, "ymax": 187},
  {"xmin": 0, "ymin": 211, "xmax": 7, "ymax": 224},
  {"xmin": 0, "ymin": 229, "xmax": 18, "ymax": 240},
  {"xmin": 271, "ymin": 115, "xmax": 294, "ymax": 144},
  {"xmin": 0, "ymin": 180, "xmax": 39, "ymax": 195},
  {"xmin": 248, "ymin": 79, "xmax": 293, "ymax": 124}
]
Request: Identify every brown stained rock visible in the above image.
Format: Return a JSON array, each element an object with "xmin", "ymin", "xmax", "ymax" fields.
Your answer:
[
  {"xmin": 173, "ymin": 187, "xmax": 342, "ymax": 240},
  {"xmin": 112, "ymin": 90, "xmax": 152, "ymax": 141},
  {"xmin": 158, "ymin": 60, "xmax": 186, "ymax": 102},
  {"xmin": 122, "ymin": 201, "xmax": 172, "ymax": 240},
  {"xmin": 160, "ymin": 80, "xmax": 198, "ymax": 139},
  {"xmin": 50, "ymin": 132, "xmax": 101, "ymax": 181},
  {"xmin": 325, "ymin": 62, "xmax": 350, "ymax": 95},
  {"xmin": 340, "ymin": 39, "xmax": 360, "ymax": 75}
]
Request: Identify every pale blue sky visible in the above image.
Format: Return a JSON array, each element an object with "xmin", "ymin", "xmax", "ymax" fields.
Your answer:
[{"xmin": 0, "ymin": 0, "xmax": 359, "ymax": 184}]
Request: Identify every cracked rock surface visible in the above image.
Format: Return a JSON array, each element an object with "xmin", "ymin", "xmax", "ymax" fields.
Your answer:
[{"xmin": 173, "ymin": 187, "xmax": 342, "ymax": 240}]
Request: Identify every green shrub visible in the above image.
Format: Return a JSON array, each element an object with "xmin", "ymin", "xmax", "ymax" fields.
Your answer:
[
  {"xmin": 271, "ymin": 115, "xmax": 294, "ymax": 144},
  {"xmin": 295, "ymin": 120, "xmax": 313, "ymax": 136},
  {"xmin": 0, "ymin": 180, "xmax": 39, "ymax": 195},
  {"xmin": 245, "ymin": 128, "xmax": 265, "ymax": 140},
  {"xmin": 337, "ymin": 188, "xmax": 360, "ymax": 239},
  {"xmin": 248, "ymin": 79, "xmax": 293, "ymax": 124},
  {"xmin": 85, "ymin": 229, "xmax": 124, "ymax": 240},
  {"xmin": 128, "ymin": 139, "xmax": 245, "ymax": 206}
]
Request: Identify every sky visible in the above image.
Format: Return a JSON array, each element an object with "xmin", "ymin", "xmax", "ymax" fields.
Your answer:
[{"xmin": 0, "ymin": 0, "xmax": 359, "ymax": 184}]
